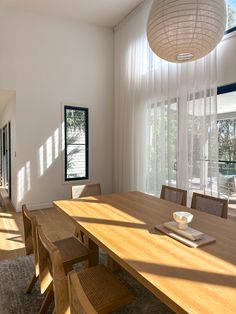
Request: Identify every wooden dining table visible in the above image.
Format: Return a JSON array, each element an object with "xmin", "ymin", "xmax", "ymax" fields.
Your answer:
[{"xmin": 54, "ymin": 191, "xmax": 236, "ymax": 314}]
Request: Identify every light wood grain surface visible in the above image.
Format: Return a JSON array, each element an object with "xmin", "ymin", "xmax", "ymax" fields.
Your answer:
[{"xmin": 54, "ymin": 191, "xmax": 236, "ymax": 314}]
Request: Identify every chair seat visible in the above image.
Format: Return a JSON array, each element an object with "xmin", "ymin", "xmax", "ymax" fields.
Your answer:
[
  {"xmin": 53, "ymin": 236, "xmax": 90, "ymax": 270},
  {"xmin": 77, "ymin": 264, "xmax": 134, "ymax": 313}
]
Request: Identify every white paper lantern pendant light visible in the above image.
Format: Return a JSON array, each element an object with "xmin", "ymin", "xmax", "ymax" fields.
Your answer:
[{"xmin": 147, "ymin": 0, "xmax": 227, "ymax": 63}]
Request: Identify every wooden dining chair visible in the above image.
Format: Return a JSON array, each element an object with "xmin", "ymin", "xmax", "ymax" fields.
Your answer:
[
  {"xmin": 191, "ymin": 192, "xmax": 228, "ymax": 218},
  {"xmin": 37, "ymin": 225, "xmax": 134, "ymax": 314},
  {"xmin": 67, "ymin": 267, "xmax": 134, "ymax": 314},
  {"xmin": 36, "ymin": 223, "xmax": 93, "ymax": 314},
  {"xmin": 72, "ymin": 183, "xmax": 101, "ymax": 242},
  {"xmin": 160, "ymin": 185, "xmax": 187, "ymax": 206},
  {"xmin": 23, "ymin": 204, "xmax": 91, "ymax": 313},
  {"xmin": 71, "ymin": 183, "xmax": 101, "ymax": 199},
  {"xmin": 23, "ymin": 204, "xmax": 91, "ymax": 290},
  {"xmin": 23, "ymin": 204, "xmax": 54, "ymax": 313},
  {"xmin": 22, "ymin": 204, "xmax": 39, "ymax": 293}
]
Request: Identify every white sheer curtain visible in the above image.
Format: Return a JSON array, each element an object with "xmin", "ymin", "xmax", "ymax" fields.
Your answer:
[{"xmin": 114, "ymin": 0, "xmax": 219, "ymax": 199}]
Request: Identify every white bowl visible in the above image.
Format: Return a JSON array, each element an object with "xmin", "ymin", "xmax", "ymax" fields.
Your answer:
[{"xmin": 173, "ymin": 211, "xmax": 193, "ymax": 230}]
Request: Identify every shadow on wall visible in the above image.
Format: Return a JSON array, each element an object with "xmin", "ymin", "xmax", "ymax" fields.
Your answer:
[{"xmin": 17, "ymin": 122, "xmax": 65, "ymax": 205}]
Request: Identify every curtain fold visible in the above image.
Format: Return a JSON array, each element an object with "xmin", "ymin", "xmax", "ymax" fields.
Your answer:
[{"xmin": 114, "ymin": 0, "xmax": 219, "ymax": 200}]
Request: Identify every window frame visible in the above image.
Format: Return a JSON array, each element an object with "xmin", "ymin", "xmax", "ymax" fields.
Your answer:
[
  {"xmin": 225, "ymin": 0, "xmax": 236, "ymax": 35},
  {"xmin": 217, "ymin": 82, "xmax": 236, "ymax": 95},
  {"xmin": 217, "ymin": 83, "xmax": 236, "ymax": 177},
  {"xmin": 64, "ymin": 105, "xmax": 89, "ymax": 182},
  {"xmin": 225, "ymin": 25, "xmax": 236, "ymax": 35},
  {"xmin": 217, "ymin": 82, "xmax": 236, "ymax": 119}
]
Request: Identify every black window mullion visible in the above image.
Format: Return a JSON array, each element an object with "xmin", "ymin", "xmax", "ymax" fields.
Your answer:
[{"xmin": 64, "ymin": 105, "xmax": 88, "ymax": 181}]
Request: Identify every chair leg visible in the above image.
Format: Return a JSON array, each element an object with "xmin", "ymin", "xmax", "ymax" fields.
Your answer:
[
  {"xmin": 39, "ymin": 283, "xmax": 54, "ymax": 314},
  {"xmin": 74, "ymin": 226, "xmax": 79, "ymax": 238},
  {"xmin": 74, "ymin": 226, "xmax": 85, "ymax": 243},
  {"xmin": 80, "ymin": 230, "xmax": 85, "ymax": 243},
  {"xmin": 25, "ymin": 272, "xmax": 38, "ymax": 294}
]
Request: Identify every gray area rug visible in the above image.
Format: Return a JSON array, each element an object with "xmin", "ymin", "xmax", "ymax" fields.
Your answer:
[{"xmin": 0, "ymin": 252, "xmax": 174, "ymax": 314}]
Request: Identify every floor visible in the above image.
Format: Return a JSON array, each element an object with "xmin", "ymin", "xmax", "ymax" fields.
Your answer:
[
  {"xmin": 0, "ymin": 205, "xmax": 75, "ymax": 261},
  {"xmin": 0, "ymin": 187, "xmax": 15, "ymax": 212}
]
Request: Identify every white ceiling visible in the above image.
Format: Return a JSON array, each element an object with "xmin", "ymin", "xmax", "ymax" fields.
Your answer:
[{"xmin": 0, "ymin": 0, "xmax": 144, "ymax": 27}]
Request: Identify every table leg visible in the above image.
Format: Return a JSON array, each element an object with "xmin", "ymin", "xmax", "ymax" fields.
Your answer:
[
  {"xmin": 107, "ymin": 256, "xmax": 121, "ymax": 272},
  {"xmin": 84, "ymin": 235, "xmax": 99, "ymax": 267}
]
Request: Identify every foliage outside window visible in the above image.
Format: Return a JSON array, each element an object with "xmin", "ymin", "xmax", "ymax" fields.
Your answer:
[
  {"xmin": 226, "ymin": 0, "xmax": 236, "ymax": 33},
  {"xmin": 64, "ymin": 106, "xmax": 88, "ymax": 181},
  {"xmin": 217, "ymin": 119, "xmax": 236, "ymax": 175}
]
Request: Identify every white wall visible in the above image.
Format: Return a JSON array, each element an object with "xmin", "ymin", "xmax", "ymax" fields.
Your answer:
[
  {"xmin": 0, "ymin": 9, "xmax": 114, "ymax": 211},
  {"xmin": 217, "ymin": 32, "xmax": 236, "ymax": 86}
]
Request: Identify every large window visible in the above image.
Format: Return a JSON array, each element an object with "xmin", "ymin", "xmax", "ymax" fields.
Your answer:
[
  {"xmin": 64, "ymin": 106, "xmax": 88, "ymax": 181},
  {"xmin": 217, "ymin": 118, "xmax": 236, "ymax": 175},
  {"xmin": 217, "ymin": 84, "xmax": 236, "ymax": 177},
  {"xmin": 217, "ymin": 84, "xmax": 236, "ymax": 200},
  {"xmin": 226, "ymin": 0, "xmax": 236, "ymax": 34}
]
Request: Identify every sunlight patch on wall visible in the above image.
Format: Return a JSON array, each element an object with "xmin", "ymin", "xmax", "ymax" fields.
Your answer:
[
  {"xmin": 37, "ymin": 124, "xmax": 64, "ymax": 177},
  {"xmin": 17, "ymin": 166, "xmax": 25, "ymax": 203},
  {"xmin": 46, "ymin": 136, "xmax": 53, "ymax": 169},
  {"xmin": 39, "ymin": 145, "xmax": 45, "ymax": 177},
  {"xmin": 61, "ymin": 122, "xmax": 65, "ymax": 152},
  {"xmin": 54, "ymin": 129, "xmax": 59, "ymax": 159},
  {"xmin": 17, "ymin": 161, "xmax": 31, "ymax": 203},
  {"xmin": 26, "ymin": 161, "xmax": 31, "ymax": 192}
]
